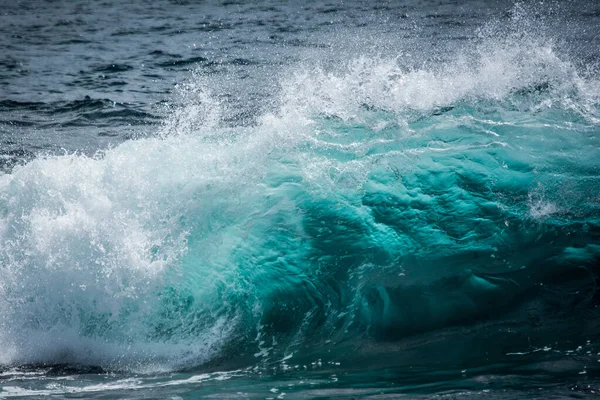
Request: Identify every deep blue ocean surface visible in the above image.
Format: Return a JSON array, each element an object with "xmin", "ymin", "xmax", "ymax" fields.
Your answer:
[{"xmin": 1, "ymin": 0, "xmax": 600, "ymax": 398}]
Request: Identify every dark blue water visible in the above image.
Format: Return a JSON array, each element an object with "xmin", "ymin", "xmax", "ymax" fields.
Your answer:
[{"xmin": 1, "ymin": 0, "xmax": 600, "ymax": 398}]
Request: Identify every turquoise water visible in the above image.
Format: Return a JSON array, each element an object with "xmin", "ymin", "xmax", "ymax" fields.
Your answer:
[{"xmin": 1, "ymin": 2, "xmax": 600, "ymax": 398}]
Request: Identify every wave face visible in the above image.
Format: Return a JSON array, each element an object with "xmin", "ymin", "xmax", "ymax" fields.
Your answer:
[{"xmin": 1, "ymin": 8, "xmax": 600, "ymax": 385}]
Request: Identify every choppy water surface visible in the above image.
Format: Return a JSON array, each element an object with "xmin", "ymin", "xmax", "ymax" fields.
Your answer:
[{"xmin": 1, "ymin": 0, "xmax": 600, "ymax": 398}]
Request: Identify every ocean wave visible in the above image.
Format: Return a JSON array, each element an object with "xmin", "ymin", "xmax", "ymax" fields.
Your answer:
[{"xmin": 0, "ymin": 13, "xmax": 599, "ymax": 374}]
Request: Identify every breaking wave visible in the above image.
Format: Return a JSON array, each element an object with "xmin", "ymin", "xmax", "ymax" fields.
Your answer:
[{"xmin": 1, "ymin": 11, "xmax": 599, "ymax": 373}]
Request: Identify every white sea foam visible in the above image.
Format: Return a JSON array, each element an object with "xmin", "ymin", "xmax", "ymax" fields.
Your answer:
[{"xmin": 270, "ymin": 38, "xmax": 594, "ymax": 126}]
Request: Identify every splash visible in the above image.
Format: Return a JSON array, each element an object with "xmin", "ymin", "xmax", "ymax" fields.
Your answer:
[{"xmin": 0, "ymin": 12, "xmax": 599, "ymax": 373}]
